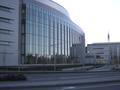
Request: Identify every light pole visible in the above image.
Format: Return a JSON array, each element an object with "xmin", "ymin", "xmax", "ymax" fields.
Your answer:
[
  {"xmin": 3, "ymin": 48, "xmax": 6, "ymax": 66},
  {"xmin": 50, "ymin": 44, "xmax": 56, "ymax": 71},
  {"xmin": 35, "ymin": 54, "xmax": 38, "ymax": 64},
  {"xmin": 54, "ymin": 54, "xmax": 56, "ymax": 71},
  {"xmin": 117, "ymin": 46, "xmax": 119, "ymax": 67},
  {"xmin": 107, "ymin": 32, "xmax": 111, "ymax": 67}
]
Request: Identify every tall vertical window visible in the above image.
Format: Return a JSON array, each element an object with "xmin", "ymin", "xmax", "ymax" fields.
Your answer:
[{"xmin": 23, "ymin": 1, "xmax": 84, "ymax": 64}]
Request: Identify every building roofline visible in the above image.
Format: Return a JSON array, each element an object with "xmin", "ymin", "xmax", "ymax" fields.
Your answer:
[
  {"xmin": 88, "ymin": 42, "xmax": 120, "ymax": 45},
  {"xmin": 35, "ymin": 0, "xmax": 69, "ymax": 17}
]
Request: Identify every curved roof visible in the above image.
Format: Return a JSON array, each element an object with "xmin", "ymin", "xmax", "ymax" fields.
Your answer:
[
  {"xmin": 27, "ymin": 0, "xmax": 84, "ymax": 35},
  {"xmin": 35, "ymin": 0, "xmax": 69, "ymax": 17},
  {"xmin": 35, "ymin": 0, "xmax": 84, "ymax": 35}
]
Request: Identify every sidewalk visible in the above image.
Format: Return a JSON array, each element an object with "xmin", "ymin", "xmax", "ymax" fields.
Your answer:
[
  {"xmin": 62, "ymin": 66, "xmax": 94, "ymax": 71},
  {"xmin": 89, "ymin": 65, "xmax": 112, "ymax": 71}
]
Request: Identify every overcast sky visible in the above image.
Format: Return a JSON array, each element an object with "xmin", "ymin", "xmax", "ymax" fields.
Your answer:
[{"xmin": 53, "ymin": 0, "xmax": 120, "ymax": 44}]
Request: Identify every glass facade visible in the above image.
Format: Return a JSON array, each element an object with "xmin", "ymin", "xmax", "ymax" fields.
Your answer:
[{"xmin": 21, "ymin": 0, "xmax": 85, "ymax": 64}]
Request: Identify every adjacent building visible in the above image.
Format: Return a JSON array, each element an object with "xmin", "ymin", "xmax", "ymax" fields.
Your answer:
[
  {"xmin": 87, "ymin": 42, "xmax": 120, "ymax": 64},
  {"xmin": 85, "ymin": 53, "xmax": 96, "ymax": 65},
  {"xmin": 0, "ymin": 0, "xmax": 20, "ymax": 66},
  {"xmin": 0, "ymin": 0, "xmax": 85, "ymax": 66},
  {"xmin": 70, "ymin": 44, "xmax": 85, "ymax": 64}
]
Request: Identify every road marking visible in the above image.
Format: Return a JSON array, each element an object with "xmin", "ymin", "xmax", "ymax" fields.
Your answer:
[{"xmin": 61, "ymin": 86, "xmax": 76, "ymax": 90}]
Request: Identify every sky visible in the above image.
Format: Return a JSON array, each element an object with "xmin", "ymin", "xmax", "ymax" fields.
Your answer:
[{"xmin": 53, "ymin": 0, "xmax": 120, "ymax": 44}]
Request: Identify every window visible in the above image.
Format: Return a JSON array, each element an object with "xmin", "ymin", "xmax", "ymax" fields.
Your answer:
[
  {"xmin": 96, "ymin": 52, "xmax": 104, "ymax": 54},
  {"xmin": 0, "ymin": 28, "xmax": 13, "ymax": 35},
  {"xmin": 0, "ymin": 17, "xmax": 13, "ymax": 23},
  {"xmin": 0, "ymin": 40, "xmax": 13, "ymax": 46},
  {"xmin": 93, "ymin": 48, "xmax": 104, "ymax": 49},
  {"xmin": 0, "ymin": 5, "xmax": 14, "ymax": 12}
]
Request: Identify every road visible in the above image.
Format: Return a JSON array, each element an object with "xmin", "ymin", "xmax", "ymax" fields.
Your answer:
[
  {"xmin": 90, "ymin": 65, "xmax": 113, "ymax": 71},
  {"xmin": 26, "ymin": 72, "xmax": 120, "ymax": 81},
  {"xmin": 0, "ymin": 71, "xmax": 120, "ymax": 90}
]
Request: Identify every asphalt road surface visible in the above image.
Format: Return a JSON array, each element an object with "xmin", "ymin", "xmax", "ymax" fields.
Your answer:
[{"xmin": 0, "ymin": 71, "xmax": 120, "ymax": 90}]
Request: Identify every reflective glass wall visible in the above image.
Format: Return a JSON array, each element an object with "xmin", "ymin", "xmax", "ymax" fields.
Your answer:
[{"xmin": 21, "ymin": 0, "xmax": 85, "ymax": 64}]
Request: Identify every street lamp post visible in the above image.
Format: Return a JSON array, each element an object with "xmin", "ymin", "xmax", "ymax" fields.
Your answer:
[
  {"xmin": 50, "ymin": 44, "xmax": 56, "ymax": 71},
  {"xmin": 54, "ymin": 55, "xmax": 56, "ymax": 71},
  {"xmin": 117, "ymin": 46, "xmax": 119, "ymax": 67},
  {"xmin": 3, "ymin": 49, "xmax": 6, "ymax": 66}
]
